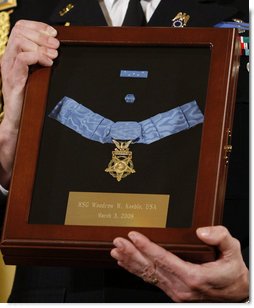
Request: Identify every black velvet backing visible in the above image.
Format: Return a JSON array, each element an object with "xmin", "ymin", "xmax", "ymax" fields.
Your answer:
[{"xmin": 29, "ymin": 44, "xmax": 211, "ymax": 227}]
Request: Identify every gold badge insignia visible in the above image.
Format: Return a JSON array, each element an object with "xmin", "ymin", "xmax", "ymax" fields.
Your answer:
[
  {"xmin": 105, "ymin": 140, "xmax": 136, "ymax": 182},
  {"xmin": 0, "ymin": 0, "xmax": 17, "ymax": 11},
  {"xmin": 172, "ymin": 12, "xmax": 190, "ymax": 27},
  {"xmin": 59, "ymin": 3, "xmax": 74, "ymax": 16}
]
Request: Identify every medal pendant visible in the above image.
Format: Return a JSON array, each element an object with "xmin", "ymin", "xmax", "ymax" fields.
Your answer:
[{"xmin": 105, "ymin": 140, "xmax": 135, "ymax": 182}]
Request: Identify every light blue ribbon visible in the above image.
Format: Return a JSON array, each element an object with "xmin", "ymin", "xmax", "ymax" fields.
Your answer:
[
  {"xmin": 120, "ymin": 70, "xmax": 149, "ymax": 78},
  {"xmin": 49, "ymin": 97, "xmax": 204, "ymax": 144},
  {"xmin": 214, "ymin": 21, "xmax": 249, "ymax": 31}
]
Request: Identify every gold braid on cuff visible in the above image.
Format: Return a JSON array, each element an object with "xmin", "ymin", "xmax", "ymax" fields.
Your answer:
[
  {"xmin": 0, "ymin": 10, "xmax": 13, "ymax": 124},
  {"xmin": 0, "ymin": 78, "xmax": 4, "ymax": 124}
]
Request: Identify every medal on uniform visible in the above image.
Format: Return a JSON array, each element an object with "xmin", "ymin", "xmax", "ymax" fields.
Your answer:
[
  {"xmin": 0, "ymin": 0, "xmax": 17, "ymax": 11},
  {"xmin": 172, "ymin": 12, "xmax": 190, "ymax": 27},
  {"xmin": 59, "ymin": 3, "xmax": 74, "ymax": 16}
]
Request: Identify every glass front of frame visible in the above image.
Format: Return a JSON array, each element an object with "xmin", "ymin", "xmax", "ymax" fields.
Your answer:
[{"xmin": 28, "ymin": 44, "xmax": 211, "ymax": 228}]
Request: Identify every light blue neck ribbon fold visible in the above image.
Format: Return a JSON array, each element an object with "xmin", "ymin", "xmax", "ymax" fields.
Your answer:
[
  {"xmin": 49, "ymin": 96, "xmax": 204, "ymax": 144},
  {"xmin": 214, "ymin": 21, "xmax": 249, "ymax": 31}
]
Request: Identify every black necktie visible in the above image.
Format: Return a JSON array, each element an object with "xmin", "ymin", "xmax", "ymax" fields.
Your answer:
[{"xmin": 122, "ymin": 0, "xmax": 146, "ymax": 26}]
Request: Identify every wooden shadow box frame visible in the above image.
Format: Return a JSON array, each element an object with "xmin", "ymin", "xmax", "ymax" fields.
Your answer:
[{"xmin": 1, "ymin": 27, "xmax": 240, "ymax": 266}]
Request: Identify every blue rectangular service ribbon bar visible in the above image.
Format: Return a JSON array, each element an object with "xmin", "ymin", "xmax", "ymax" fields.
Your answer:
[{"xmin": 120, "ymin": 70, "xmax": 149, "ymax": 78}]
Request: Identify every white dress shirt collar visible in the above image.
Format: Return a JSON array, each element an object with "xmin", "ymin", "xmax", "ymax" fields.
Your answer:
[{"xmin": 99, "ymin": 0, "xmax": 161, "ymax": 26}]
